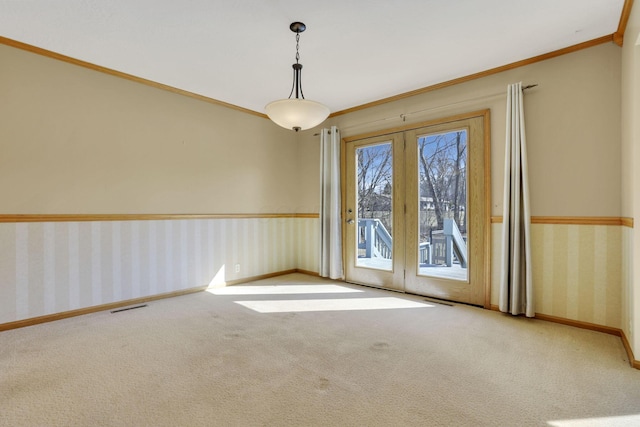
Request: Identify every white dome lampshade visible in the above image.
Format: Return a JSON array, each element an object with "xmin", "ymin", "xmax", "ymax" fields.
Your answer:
[
  {"xmin": 266, "ymin": 22, "xmax": 330, "ymax": 132},
  {"xmin": 265, "ymin": 98, "xmax": 330, "ymax": 132}
]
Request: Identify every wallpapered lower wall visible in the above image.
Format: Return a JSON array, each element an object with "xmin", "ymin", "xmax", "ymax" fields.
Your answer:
[
  {"xmin": 0, "ymin": 217, "xmax": 319, "ymax": 324},
  {"xmin": 492, "ymin": 223, "xmax": 622, "ymax": 329},
  {"xmin": 621, "ymin": 226, "xmax": 634, "ymax": 349},
  {"xmin": 0, "ymin": 217, "xmax": 624, "ymax": 331}
]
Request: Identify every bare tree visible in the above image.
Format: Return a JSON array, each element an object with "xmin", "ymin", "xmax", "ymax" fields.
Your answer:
[
  {"xmin": 419, "ymin": 131, "xmax": 467, "ymax": 233},
  {"xmin": 355, "ymin": 132, "xmax": 466, "ymax": 243},
  {"xmin": 357, "ymin": 144, "xmax": 392, "ymax": 231},
  {"xmin": 452, "ymin": 131, "xmax": 467, "ymax": 232}
]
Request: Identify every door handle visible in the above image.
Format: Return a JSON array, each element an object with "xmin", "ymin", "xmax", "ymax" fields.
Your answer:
[{"xmin": 346, "ymin": 219, "xmax": 355, "ymax": 224}]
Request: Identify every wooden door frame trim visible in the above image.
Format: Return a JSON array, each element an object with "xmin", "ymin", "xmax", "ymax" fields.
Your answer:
[
  {"xmin": 343, "ymin": 110, "xmax": 491, "ymax": 143},
  {"xmin": 341, "ymin": 109, "xmax": 491, "ymax": 308}
]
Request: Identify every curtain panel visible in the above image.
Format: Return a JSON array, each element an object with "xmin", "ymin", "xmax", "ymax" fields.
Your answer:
[
  {"xmin": 319, "ymin": 126, "xmax": 343, "ymax": 279},
  {"xmin": 500, "ymin": 82, "xmax": 534, "ymax": 317}
]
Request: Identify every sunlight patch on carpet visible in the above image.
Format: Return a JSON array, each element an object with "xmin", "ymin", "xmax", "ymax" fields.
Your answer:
[
  {"xmin": 207, "ymin": 284, "xmax": 363, "ymax": 296},
  {"xmin": 234, "ymin": 297, "xmax": 434, "ymax": 313},
  {"xmin": 548, "ymin": 414, "xmax": 640, "ymax": 426}
]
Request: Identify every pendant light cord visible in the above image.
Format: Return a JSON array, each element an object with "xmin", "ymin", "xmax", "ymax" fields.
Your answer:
[{"xmin": 288, "ymin": 32, "xmax": 305, "ymax": 100}]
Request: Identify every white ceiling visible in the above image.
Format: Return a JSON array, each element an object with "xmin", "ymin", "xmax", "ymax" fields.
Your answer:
[{"xmin": 0, "ymin": 0, "xmax": 626, "ymax": 115}]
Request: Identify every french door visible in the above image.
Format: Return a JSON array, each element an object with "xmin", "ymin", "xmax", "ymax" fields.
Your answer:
[{"xmin": 343, "ymin": 111, "xmax": 490, "ymax": 306}]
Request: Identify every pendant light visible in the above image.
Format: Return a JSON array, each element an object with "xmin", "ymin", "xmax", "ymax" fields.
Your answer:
[{"xmin": 265, "ymin": 22, "xmax": 330, "ymax": 132}]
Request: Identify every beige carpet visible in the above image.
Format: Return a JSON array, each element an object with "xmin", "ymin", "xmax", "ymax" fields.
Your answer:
[{"xmin": 2, "ymin": 273, "xmax": 640, "ymax": 426}]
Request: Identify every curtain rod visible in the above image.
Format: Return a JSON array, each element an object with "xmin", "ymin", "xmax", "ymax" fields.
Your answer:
[{"xmin": 316, "ymin": 83, "xmax": 539, "ymax": 135}]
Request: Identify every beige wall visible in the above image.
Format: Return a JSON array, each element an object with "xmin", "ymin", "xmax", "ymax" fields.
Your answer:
[
  {"xmin": 298, "ymin": 42, "xmax": 626, "ymax": 330},
  {"xmin": 0, "ymin": 43, "xmax": 320, "ymax": 326},
  {"xmin": 621, "ymin": 2, "xmax": 640, "ymax": 355},
  {"xmin": 299, "ymin": 43, "xmax": 622, "ymax": 218},
  {"xmin": 1, "ymin": 32, "xmax": 631, "ymax": 338},
  {"xmin": 0, "ymin": 44, "xmax": 301, "ymax": 214}
]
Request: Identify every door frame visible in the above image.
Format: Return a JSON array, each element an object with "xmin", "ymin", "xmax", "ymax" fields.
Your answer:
[
  {"xmin": 343, "ymin": 133, "xmax": 405, "ymax": 291},
  {"xmin": 340, "ymin": 109, "xmax": 492, "ymax": 308}
]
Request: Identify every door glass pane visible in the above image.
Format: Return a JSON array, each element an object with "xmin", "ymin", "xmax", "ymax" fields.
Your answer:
[
  {"xmin": 417, "ymin": 130, "xmax": 468, "ymax": 281},
  {"xmin": 356, "ymin": 142, "xmax": 393, "ymax": 271}
]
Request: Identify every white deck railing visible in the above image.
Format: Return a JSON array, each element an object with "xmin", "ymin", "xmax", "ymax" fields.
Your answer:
[
  {"xmin": 359, "ymin": 218, "xmax": 467, "ymax": 269},
  {"xmin": 358, "ymin": 219, "xmax": 392, "ymax": 259}
]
